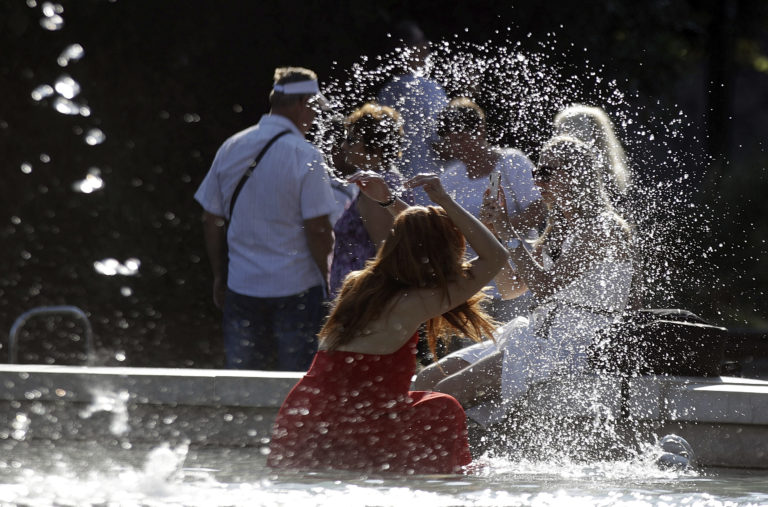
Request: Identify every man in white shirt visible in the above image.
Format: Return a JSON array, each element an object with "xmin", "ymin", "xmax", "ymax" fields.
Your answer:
[
  {"xmin": 433, "ymin": 97, "xmax": 546, "ymax": 321},
  {"xmin": 195, "ymin": 67, "xmax": 336, "ymax": 371}
]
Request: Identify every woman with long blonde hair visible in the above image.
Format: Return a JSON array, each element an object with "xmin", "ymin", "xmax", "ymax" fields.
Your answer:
[
  {"xmin": 268, "ymin": 172, "xmax": 508, "ymax": 474},
  {"xmin": 413, "ymin": 136, "xmax": 633, "ymax": 427}
]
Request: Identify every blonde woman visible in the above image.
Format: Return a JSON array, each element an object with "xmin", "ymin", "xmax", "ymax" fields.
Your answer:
[
  {"xmin": 554, "ymin": 104, "xmax": 631, "ymax": 209},
  {"xmin": 413, "ymin": 136, "xmax": 633, "ymax": 426}
]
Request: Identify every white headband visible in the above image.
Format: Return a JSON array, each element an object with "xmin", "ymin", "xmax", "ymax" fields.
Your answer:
[{"xmin": 273, "ymin": 79, "xmax": 320, "ymax": 95}]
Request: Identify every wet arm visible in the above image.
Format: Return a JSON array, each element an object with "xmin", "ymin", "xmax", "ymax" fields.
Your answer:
[
  {"xmin": 304, "ymin": 214, "xmax": 334, "ymax": 289},
  {"xmin": 509, "ymin": 199, "xmax": 547, "ymax": 233},
  {"xmin": 202, "ymin": 211, "xmax": 227, "ymax": 308},
  {"xmin": 494, "ymin": 262, "xmax": 529, "ymax": 300},
  {"xmin": 413, "ymin": 179, "xmax": 508, "ymax": 317},
  {"xmin": 348, "ymin": 170, "xmax": 410, "ymax": 217},
  {"xmin": 357, "ymin": 193, "xmax": 395, "ymax": 248}
]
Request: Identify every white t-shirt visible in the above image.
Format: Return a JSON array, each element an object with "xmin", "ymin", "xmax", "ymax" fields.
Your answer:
[
  {"xmin": 441, "ymin": 148, "xmax": 540, "ymax": 218},
  {"xmin": 440, "ymin": 148, "xmax": 540, "ymax": 298},
  {"xmin": 194, "ymin": 114, "xmax": 337, "ymax": 297}
]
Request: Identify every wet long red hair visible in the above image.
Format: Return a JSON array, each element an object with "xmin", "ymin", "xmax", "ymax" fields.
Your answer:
[{"xmin": 319, "ymin": 206, "xmax": 496, "ymax": 359}]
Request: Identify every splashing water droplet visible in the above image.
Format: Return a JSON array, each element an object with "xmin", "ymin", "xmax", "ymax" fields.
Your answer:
[
  {"xmin": 40, "ymin": 14, "xmax": 63, "ymax": 31},
  {"xmin": 40, "ymin": 3, "xmax": 64, "ymax": 30},
  {"xmin": 93, "ymin": 257, "xmax": 141, "ymax": 276},
  {"xmin": 31, "ymin": 84, "xmax": 54, "ymax": 101},
  {"xmin": 72, "ymin": 167, "xmax": 104, "ymax": 194},
  {"xmin": 54, "ymin": 75, "xmax": 80, "ymax": 99},
  {"xmin": 53, "ymin": 96, "xmax": 80, "ymax": 115},
  {"xmin": 84, "ymin": 128, "xmax": 106, "ymax": 145},
  {"xmin": 57, "ymin": 43, "xmax": 84, "ymax": 67}
]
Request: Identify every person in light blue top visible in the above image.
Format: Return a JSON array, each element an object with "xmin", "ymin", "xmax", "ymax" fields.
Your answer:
[{"xmin": 378, "ymin": 20, "xmax": 448, "ymax": 204}]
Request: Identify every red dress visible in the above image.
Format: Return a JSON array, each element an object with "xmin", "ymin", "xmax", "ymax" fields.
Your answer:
[{"xmin": 267, "ymin": 334, "xmax": 472, "ymax": 474}]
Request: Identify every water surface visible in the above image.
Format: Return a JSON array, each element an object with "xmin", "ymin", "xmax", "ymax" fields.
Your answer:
[{"xmin": 0, "ymin": 440, "xmax": 765, "ymax": 506}]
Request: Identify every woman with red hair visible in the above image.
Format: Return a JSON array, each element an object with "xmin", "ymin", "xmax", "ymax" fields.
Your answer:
[{"xmin": 268, "ymin": 172, "xmax": 507, "ymax": 474}]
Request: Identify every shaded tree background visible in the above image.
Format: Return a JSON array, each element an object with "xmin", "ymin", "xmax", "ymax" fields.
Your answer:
[{"xmin": 0, "ymin": 0, "xmax": 766, "ymax": 367}]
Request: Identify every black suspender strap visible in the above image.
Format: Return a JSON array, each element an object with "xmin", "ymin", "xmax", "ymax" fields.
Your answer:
[{"xmin": 227, "ymin": 130, "xmax": 291, "ymax": 221}]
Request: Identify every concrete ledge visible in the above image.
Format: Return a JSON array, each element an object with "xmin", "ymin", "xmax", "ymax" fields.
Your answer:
[
  {"xmin": 1, "ymin": 366, "xmax": 767, "ymax": 467},
  {"xmin": 0, "ymin": 365, "xmax": 302, "ymax": 408}
]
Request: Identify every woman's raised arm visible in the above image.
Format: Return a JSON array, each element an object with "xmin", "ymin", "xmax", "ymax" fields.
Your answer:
[{"xmin": 406, "ymin": 173, "xmax": 508, "ymax": 318}]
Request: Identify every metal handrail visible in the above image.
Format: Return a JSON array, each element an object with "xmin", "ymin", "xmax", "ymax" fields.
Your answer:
[{"xmin": 8, "ymin": 305, "xmax": 94, "ymax": 365}]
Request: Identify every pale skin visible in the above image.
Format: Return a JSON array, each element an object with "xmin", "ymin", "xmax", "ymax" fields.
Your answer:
[
  {"xmin": 322, "ymin": 171, "xmax": 508, "ymax": 356},
  {"xmin": 201, "ymin": 94, "xmax": 333, "ymax": 308},
  {"xmin": 413, "ymin": 151, "xmax": 632, "ymax": 405}
]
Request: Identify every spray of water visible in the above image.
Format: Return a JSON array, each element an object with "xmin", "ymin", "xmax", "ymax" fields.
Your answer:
[
  {"xmin": 79, "ymin": 387, "xmax": 130, "ymax": 436},
  {"xmin": 314, "ymin": 37, "xmax": 714, "ymax": 465}
]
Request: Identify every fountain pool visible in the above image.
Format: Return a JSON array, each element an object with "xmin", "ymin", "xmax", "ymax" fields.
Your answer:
[
  {"xmin": 0, "ymin": 364, "xmax": 766, "ymax": 506},
  {"xmin": 0, "ymin": 437, "xmax": 767, "ymax": 506}
]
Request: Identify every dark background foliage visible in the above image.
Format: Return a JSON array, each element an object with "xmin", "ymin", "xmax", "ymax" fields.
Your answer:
[{"xmin": 0, "ymin": 0, "xmax": 766, "ymax": 367}]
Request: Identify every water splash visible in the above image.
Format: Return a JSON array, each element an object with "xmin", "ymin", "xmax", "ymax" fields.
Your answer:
[
  {"xmin": 318, "ymin": 38, "xmax": 711, "ymax": 314},
  {"xmin": 53, "ymin": 75, "xmax": 80, "ymax": 99},
  {"xmin": 137, "ymin": 442, "xmax": 190, "ymax": 495},
  {"xmin": 84, "ymin": 128, "xmax": 106, "ymax": 146},
  {"xmin": 11, "ymin": 413, "xmax": 31, "ymax": 441},
  {"xmin": 57, "ymin": 43, "xmax": 85, "ymax": 67},
  {"xmin": 79, "ymin": 387, "xmax": 130, "ymax": 435},
  {"xmin": 31, "ymin": 84, "xmax": 55, "ymax": 101},
  {"xmin": 72, "ymin": 167, "xmax": 104, "ymax": 193},
  {"xmin": 93, "ymin": 257, "xmax": 141, "ymax": 276},
  {"xmin": 39, "ymin": 2, "xmax": 64, "ymax": 31},
  {"xmin": 53, "ymin": 96, "xmax": 90, "ymax": 116}
]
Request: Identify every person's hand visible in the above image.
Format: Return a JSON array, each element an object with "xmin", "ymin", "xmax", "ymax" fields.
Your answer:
[
  {"xmin": 348, "ymin": 170, "xmax": 393, "ymax": 203},
  {"xmin": 407, "ymin": 173, "xmax": 450, "ymax": 205},
  {"xmin": 479, "ymin": 185, "xmax": 510, "ymax": 238}
]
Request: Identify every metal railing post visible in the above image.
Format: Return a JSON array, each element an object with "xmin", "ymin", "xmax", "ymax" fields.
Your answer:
[{"xmin": 8, "ymin": 305, "xmax": 94, "ymax": 365}]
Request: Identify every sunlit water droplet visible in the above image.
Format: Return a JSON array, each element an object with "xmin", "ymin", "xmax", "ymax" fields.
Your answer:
[
  {"xmin": 31, "ymin": 84, "xmax": 54, "ymax": 101},
  {"xmin": 40, "ymin": 14, "xmax": 63, "ymax": 30},
  {"xmin": 93, "ymin": 257, "xmax": 141, "ymax": 276},
  {"xmin": 53, "ymin": 96, "xmax": 81, "ymax": 115},
  {"xmin": 72, "ymin": 167, "xmax": 104, "ymax": 193},
  {"xmin": 57, "ymin": 43, "xmax": 84, "ymax": 67},
  {"xmin": 40, "ymin": 2, "xmax": 65, "ymax": 30},
  {"xmin": 84, "ymin": 128, "xmax": 106, "ymax": 145},
  {"xmin": 54, "ymin": 75, "xmax": 80, "ymax": 99}
]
